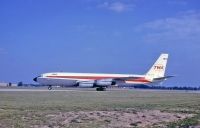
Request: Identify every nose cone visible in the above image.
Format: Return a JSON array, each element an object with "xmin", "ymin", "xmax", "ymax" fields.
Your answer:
[{"xmin": 33, "ymin": 77, "xmax": 37, "ymax": 82}]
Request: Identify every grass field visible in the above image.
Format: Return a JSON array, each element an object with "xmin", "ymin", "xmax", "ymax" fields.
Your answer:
[{"xmin": 0, "ymin": 88, "xmax": 200, "ymax": 128}]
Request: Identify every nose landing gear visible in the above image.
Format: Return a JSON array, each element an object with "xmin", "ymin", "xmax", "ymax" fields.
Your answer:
[{"xmin": 48, "ymin": 85, "xmax": 52, "ymax": 90}]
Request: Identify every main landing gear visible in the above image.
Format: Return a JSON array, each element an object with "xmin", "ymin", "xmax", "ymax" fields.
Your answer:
[
  {"xmin": 96, "ymin": 87, "xmax": 106, "ymax": 91},
  {"xmin": 48, "ymin": 85, "xmax": 52, "ymax": 90}
]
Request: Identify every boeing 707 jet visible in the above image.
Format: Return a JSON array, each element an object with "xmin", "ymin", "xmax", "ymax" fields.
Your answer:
[{"xmin": 33, "ymin": 54, "xmax": 173, "ymax": 91}]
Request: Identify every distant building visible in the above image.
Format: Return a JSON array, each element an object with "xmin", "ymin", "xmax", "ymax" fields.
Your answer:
[
  {"xmin": 0, "ymin": 82, "xmax": 17, "ymax": 87},
  {"xmin": 0, "ymin": 82, "xmax": 8, "ymax": 87}
]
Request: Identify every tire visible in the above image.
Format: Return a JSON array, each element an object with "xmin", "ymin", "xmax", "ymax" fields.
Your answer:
[
  {"xmin": 48, "ymin": 86, "xmax": 52, "ymax": 90},
  {"xmin": 96, "ymin": 87, "xmax": 106, "ymax": 91}
]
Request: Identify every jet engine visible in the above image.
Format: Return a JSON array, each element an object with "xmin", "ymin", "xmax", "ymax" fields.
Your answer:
[
  {"xmin": 78, "ymin": 79, "xmax": 115, "ymax": 88},
  {"xmin": 78, "ymin": 81, "xmax": 95, "ymax": 88},
  {"xmin": 95, "ymin": 79, "xmax": 115, "ymax": 86}
]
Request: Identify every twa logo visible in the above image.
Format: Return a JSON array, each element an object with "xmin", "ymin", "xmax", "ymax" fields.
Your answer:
[{"xmin": 154, "ymin": 66, "xmax": 164, "ymax": 70}]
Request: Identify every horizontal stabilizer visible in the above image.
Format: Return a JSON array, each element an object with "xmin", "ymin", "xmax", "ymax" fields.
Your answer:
[{"xmin": 153, "ymin": 76, "xmax": 175, "ymax": 81}]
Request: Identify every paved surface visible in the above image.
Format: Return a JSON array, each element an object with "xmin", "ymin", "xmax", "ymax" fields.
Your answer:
[
  {"xmin": 0, "ymin": 87, "xmax": 96, "ymax": 92},
  {"xmin": 0, "ymin": 87, "xmax": 200, "ymax": 93}
]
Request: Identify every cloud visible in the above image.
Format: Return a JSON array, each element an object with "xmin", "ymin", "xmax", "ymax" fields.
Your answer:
[
  {"xmin": 98, "ymin": 1, "xmax": 134, "ymax": 13},
  {"xmin": 136, "ymin": 10, "xmax": 200, "ymax": 43}
]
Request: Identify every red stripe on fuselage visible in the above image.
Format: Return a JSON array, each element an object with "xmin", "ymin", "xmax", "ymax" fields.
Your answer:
[
  {"xmin": 127, "ymin": 77, "xmax": 151, "ymax": 83},
  {"xmin": 47, "ymin": 75, "xmax": 121, "ymax": 80},
  {"xmin": 46, "ymin": 76, "xmax": 151, "ymax": 83}
]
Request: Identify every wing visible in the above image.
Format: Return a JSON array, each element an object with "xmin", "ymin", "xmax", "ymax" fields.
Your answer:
[
  {"xmin": 112, "ymin": 76, "xmax": 144, "ymax": 81},
  {"xmin": 77, "ymin": 76, "xmax": 147, "ymax": 87}
]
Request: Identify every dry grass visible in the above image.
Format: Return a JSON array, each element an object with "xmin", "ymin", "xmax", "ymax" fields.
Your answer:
[{"xmin": 0, "ymin": 89, "xmax": 200, "ymax": 127}]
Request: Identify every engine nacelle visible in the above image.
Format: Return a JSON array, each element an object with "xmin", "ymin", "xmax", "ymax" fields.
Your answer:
[
  {"xmin": 78, "ymin": 81, "xmax": 95, "ymax": 88},
  {"xmin": 95, "ymin": 79, "xmax": 115, "ymax": 86}
]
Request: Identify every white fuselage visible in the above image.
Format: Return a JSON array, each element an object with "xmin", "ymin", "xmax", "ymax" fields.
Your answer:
[{"xmin": 35, "ymin": 72, "xmax": 149, "ymax": 87}]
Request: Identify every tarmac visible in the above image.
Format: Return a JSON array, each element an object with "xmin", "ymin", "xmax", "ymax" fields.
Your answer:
[
  {"xmin": 0, "ymin": 87, "xmax": 96, "ymax": 92},
  {"xmin": 0, "ymin": 86, "xmax": 200, "ymax": 93}
]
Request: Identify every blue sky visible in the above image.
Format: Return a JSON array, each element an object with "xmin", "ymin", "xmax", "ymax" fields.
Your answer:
[{"xmin": 0, "ymin": 0, "xmax": 200, "ymax": 86}]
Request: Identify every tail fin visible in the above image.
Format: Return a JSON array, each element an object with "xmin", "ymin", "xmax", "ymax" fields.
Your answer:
[{"xmin": 146, "ymin": 54, "xmax": 168, "ymax": 80}]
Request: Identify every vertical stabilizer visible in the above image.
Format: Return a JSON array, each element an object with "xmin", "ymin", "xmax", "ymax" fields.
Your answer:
[{"xmin": 146, "ymin": 54, "xmax": 168, "ymax": 80}]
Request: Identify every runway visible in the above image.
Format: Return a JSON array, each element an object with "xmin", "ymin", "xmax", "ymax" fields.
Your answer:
[
  {"xmin": 0, "ymin": 87, "xmax": 200, "ymax": 93},
  {"xmin": 0, "ymin": 87, "xmax": 96, "ymax": 92}
]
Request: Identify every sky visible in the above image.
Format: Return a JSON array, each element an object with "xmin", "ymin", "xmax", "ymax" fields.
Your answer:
[{"xmin": 0, "ymin": 0, "xmax": 200, "ymax": 86}]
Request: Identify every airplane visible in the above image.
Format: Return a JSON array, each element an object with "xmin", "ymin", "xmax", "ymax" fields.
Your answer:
[{"xmin": 33, "ymin": 53, "xmax": 173, "ymax": 91}]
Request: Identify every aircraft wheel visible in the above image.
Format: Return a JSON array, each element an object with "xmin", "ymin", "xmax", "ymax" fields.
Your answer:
[
  {"xmin": 48, "ymin": 86, "xmax": 52, "ymax": 90},
  {"xmin": 96, "ymin": 87, "xmax": 106, "ymax": 91}
]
